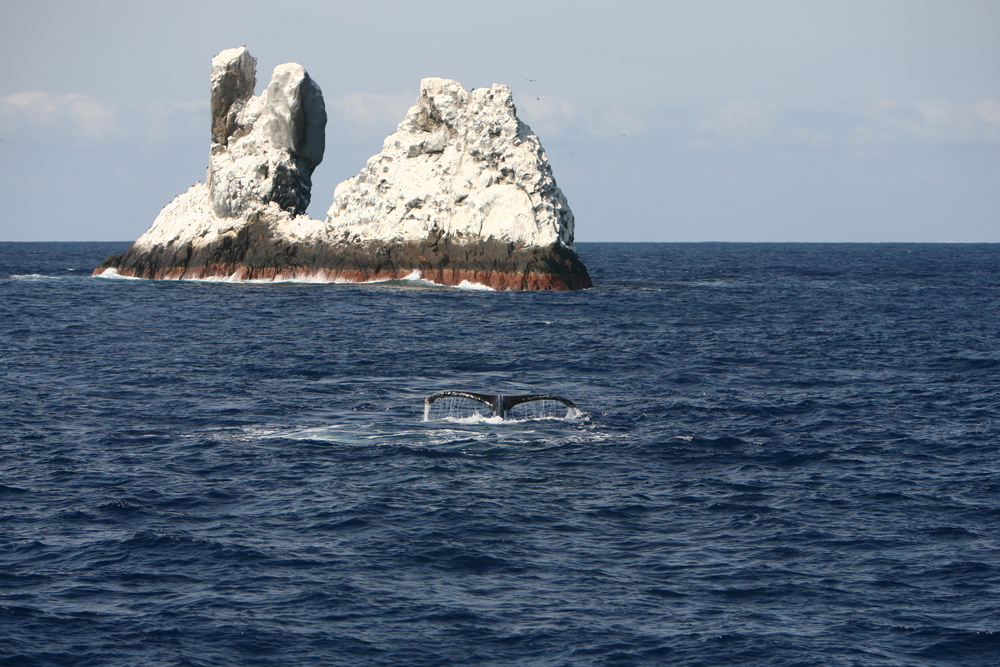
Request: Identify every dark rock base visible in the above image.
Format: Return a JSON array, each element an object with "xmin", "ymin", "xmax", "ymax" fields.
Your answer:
[{"xmin": 93, "ymin": 224, "xmax": 592, "ymax": 291}]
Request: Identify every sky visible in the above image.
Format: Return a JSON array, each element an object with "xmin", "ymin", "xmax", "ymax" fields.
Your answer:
[{"xmin": 1, "ymin": 0, "xmax": 998, "ymax": 242}]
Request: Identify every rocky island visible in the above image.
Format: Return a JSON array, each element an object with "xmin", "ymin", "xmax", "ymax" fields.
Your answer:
[{"xmin": 95, "ymin": 48, "xmax": 591, "ymax": 290}]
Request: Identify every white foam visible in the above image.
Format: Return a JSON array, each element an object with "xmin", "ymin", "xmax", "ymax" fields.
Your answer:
[
  {"xmin": 94, "ymin": 269, "xmax": 496, "ymax": 291},
  {"xmin": 94, "ymin": 269, "xmax": 141, "ymax": 280},
  {"xmin": 424, "ymin": 411, "xmax": 584, "ymax": 424},
  {"xmin": 358, "ymin": 274, "xmax": 432, "ymax": 286},
  {"xmin": 430, "ymin": 414, "xmax": 507, "ymax": 425},
  {"xmin": 187, "ymin": 273, "xmax": 243, "ymax": 283},
  {"xmin": 396, "ymin": 271, "xmax": 447, "ymax": 288},
  {"xmin": 177, "ymin": 273, "xmax": 355, "ymax": 284},
  {"xmin": 456, "ymin": 280, "xmax": 495, "ymax": 291}
]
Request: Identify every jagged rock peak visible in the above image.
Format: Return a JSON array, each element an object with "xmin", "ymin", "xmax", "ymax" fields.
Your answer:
[
  {"xmin": 208, "ymin": 48, "xmax": 327, "ymax": 219},
  {"xmin": 326, "ymin": 77, "xmax": 575, "ymax": 248},
  {"xmin": 210, "ymin": 47, "xmax": 256, "ymax": 146}
]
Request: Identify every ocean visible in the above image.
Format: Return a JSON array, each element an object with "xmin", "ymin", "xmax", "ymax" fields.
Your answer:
[{"xmin": 2, "ymin": 241, "xmax": 999, "ymax": 666}]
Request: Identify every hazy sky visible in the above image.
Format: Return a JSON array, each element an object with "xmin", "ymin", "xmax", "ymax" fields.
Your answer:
[{"xmin": 2, "ymin": 0, "xmax": 998, "ymax": 242}]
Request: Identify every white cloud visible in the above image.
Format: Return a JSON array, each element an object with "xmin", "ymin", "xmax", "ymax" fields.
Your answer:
[
  {"xmin": 328, "ymin": 92, "xmax": 414, "ymax": 142},
  {"xmin": 688, "ymin": 97, "xmax": 1000, "ymax": 151},
  {"xmin": 518, "ymin": 95, "xmax": 581, "ymax": 137},
  {"xmin": 586, "ymin": 108, "xmax": 647, "ymax": 139},
  {"xmin": 973, "ymin": 100, "xmax": 1000, "ymax": 143},
  {"xmin": 138, "ymin": 100, "xmax": 207, "ymax": 144},
  {"xmin": 854, "ymin": 98, "xmax": 1000, "ymax": 145},
  {"xmin": 788, "ymin": 125, "xmax": 834, "ymax": 148},
  {"xmin": 697, "ymin": 100, "xmax": 777, "ymax": 140},
  {"xmin": 520, "ymin": 96, "xmax": 647, "ymax": 141},
  {"xmin": 1, "ymin": 91, "xmax": 122, "ymax": 143}
]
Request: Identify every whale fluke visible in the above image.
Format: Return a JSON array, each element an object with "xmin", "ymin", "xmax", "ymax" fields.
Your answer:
[{"xmin": 424, "ymin": 392, "xmax": 576, "ymax": 420}]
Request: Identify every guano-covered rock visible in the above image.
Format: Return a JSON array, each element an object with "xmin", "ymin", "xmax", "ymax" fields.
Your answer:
[{"xmin": 95, "ymin": 52, "xmax": 590, "ymax": 290}]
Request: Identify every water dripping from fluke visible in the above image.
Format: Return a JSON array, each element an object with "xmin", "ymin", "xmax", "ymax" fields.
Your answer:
[{"xmin": 423, "ymin": 391, "xmax": 578, "ymax": 422}]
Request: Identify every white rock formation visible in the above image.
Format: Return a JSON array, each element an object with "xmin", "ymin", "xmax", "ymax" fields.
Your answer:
[
  {"xmin": 98, "ymin": 64, "xmax": 591, "ymax": 289},
  {"xmin": 209, "ymin": 49, "xmax": 326, "ymax": 218},
  {"xmin": 325, "ymin": 77, "xmax": 575, "ymax": 248},
  {"xmin": 132, "ymin": 47, "xmax": 326, "ymax": 251}
]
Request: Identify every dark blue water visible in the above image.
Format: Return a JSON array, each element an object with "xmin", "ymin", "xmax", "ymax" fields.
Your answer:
[{"xmin": 2, "ymin": 242, "xmax": 999, "ymax": 666}]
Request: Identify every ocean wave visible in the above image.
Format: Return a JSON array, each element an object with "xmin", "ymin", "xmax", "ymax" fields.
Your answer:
[
  {"xmin": 92, "ymin": 267, "xmax": 496, "ymax": 291},
  {"xmin": 94, "ymin": 268, "xmax": 141, "ymax": 280},
  {"xmin": 10, "ymin": 273, "xmax": 63, "ymax": 280}
]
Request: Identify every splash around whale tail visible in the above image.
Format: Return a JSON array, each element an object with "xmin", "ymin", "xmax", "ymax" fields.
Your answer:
[{"xmin": 424, "ymin": 391, "xmax": 577, "ymax": 421}]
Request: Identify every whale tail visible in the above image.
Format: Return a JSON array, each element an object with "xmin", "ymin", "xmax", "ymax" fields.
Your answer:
[{"xmin": 424, "ymin": 392, "xmax": 576, "ymax": 421}]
